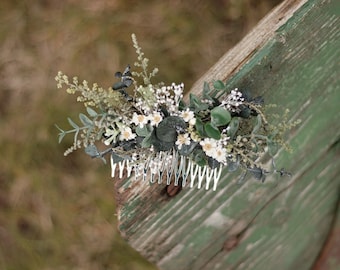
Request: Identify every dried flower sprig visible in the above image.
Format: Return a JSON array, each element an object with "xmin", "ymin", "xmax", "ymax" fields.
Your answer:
[{"xmin": 56, "ymin": 34, "xmax": 300, "ymax": 190}]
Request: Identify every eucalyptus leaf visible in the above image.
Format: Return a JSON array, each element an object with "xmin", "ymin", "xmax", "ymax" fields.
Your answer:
[
  {"xmin": 189, "ymin": 93, "xmax": 209, "ymax": 112},
  {"xmin": 248, "ymin": 167, "xmax": 266, "ymax": 182},
  {"xmin": 204, "ymin": 122, "xmax": 221, "ymax": 140},
  {"xmin": 55, "ymin": 124, "xmax": 64, "ymax": 133},
  {"xmin": 150, "ymin": 130, "xmax": 174, "ymax": 151},
  {"xmin": 67, "ymin": 117, "xmax": 79, "ymax": 129},
  {"xmin": 238, "ymin": 105, "xmax": 251, "ymax": 118},
  {"xmin": 85, "ymin": 145, "xmax": 99, "ymax": 158},
  {"xmin": 79, "ymin": 113, "xmax": 93, "ymax": 126},
  {"xmin": 226, "ymin": 156, "xmax": 240, "ymax": 172},
  {"xmin": 213, "ymin": 80, "xmax": 225, "ymax": 91},
  {"xmin": 178, "ymin": 100, "xmax": 187, "ymax": 110},
  {"xmin": 202, "ymin": 82, "xmax": 214, "ymax": 100},
  {"xmin": 227, "ymin": 118, "xmax": 239, "ymax": 139},
  {"xmin": 267, "ymin": 139, "xmax": 279, "ymax": 156},
  {"xmin": 141, "ymin": 132, "xmax": 152, "ymax": 148},
  {"xmin": 178, "ymin": 141, "xmax": 198, "ymax": 156},
  {"xmin": 136, "ymin": 125, "xmax": 152, "ymax": 137},
  {"xmin": 193, "ymin": 149, "xmax": 207, "ymax": 167},
  {"xmin": 252, "ymin": 114, "xmax": 262, "ymax": 134},
  {"xmin": 86, "ymin": 107, "xmax": 97, "ymax": 117},
  {"xmin": 208, "ymin": 157, "xmax": 220, "ymax": 169},
  {"xmin": 195, "ymin": 117, "xmax": 206, "ymax": 137},
  {"xmin": 58, "ymin": 132, "xmax": 66, "ymax": 144},
  {"xmin": 211, "ymin": 107, "xmax": 231, "ymax": 127},
  {"xmin": 203, "ymin": 81, "xmax": 210, "ymax": 95},
  {"xmin": 111, "ymin": 152, "xmax": 124, "ymax": 164},
  {"xmin": 112, "ymin": 81, "xmax": 127, "ymax": 90},
  {"xmin": 155, "ymin": 116, "xmax": 186, "ymax": 143}
]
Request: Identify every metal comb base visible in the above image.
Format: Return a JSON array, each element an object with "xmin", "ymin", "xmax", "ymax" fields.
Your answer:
[{"xmin": 111, "ymin": 149, "xmax": 223, "ymax": 191}]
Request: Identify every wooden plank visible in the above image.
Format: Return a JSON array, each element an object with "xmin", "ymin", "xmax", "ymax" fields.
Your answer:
[{"xmin": 114, "ymin": 0, "xmax": 340, "ymax": 269}]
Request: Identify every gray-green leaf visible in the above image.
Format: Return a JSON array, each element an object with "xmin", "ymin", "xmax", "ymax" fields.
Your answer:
[{"xmin": 79, "ymin": 113, "xmax": 93, "ymax": 126}]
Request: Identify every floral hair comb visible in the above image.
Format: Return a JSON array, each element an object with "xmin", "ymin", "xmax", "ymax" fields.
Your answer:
[{"xmin": 56, "ymin": 34, "xmax": 299, "ymax": 191}]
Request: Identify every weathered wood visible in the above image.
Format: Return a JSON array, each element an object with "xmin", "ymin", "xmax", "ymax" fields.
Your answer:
[{"xmin": 114, "ymin": 0, "xmax": 340, "ymax": 269}]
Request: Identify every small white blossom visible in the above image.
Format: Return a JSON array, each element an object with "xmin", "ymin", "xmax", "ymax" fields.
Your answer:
[
  {"xmin": 220, "ymin": 88, "xmax": 244, "ymax": 112},
  {"xmin": 119, "ymin": 127, "xmax": 136, "ymax": 141},
  {"xmin": 200, "ymin": 138, "xmax": 217, "ymax": 157},
  {"xmin": 173, "ymin": 83, "xmax": 184, "ymax": 96},
  {"xmin": 181, "ymin": 108, "xmax": 195, "ymax": 123},
  {"xmin": 149, "ymin": 112, "xmax": 163, "ymax": 126},
  {"xmin": 213, "ymin": 147, "xmax": 227, "ymax": 164},
  {"xmin": 175, "ymin": 133, "xmax": 191, "ymax": 150},
  {"xmin": 189, "ymin": 117, "xmax": 196, "ymax": 126},
  {"xmin": 131, "ymin": 113, "xmax": 148, "ymax": 128},
  {"xmin": 200, "ymin": 138, "xmax": 227, "ymax": 163}
]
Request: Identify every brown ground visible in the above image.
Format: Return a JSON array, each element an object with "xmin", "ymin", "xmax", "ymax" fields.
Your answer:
[{"xmin": 0, "ymin": 1, "xmax": 282, "ymax": 269}]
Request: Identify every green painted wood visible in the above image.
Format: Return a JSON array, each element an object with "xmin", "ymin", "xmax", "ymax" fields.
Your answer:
[{"xmin": 113, "ymin": 0, "xmax": 340, "ymax": 269}]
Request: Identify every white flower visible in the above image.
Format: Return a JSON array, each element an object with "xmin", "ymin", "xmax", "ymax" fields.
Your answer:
[
  {"xmin": 213, "ymin": 147, "xmax": 227, "ymax": 164},
  {"xmin": 181, "ymin": 109, "xmax": 195, "ymax": 123},
  {"xmin": 104, "ymin": 128, "xmax": 119, "ymax": 145},
  {"xmin": 173, "ymin": 83, "xmax": 184, "ymax": 97},
  {"xmin": 200, "ymin": 138, "xmax": 217, "ymax": 157},
  {"xmin": 149, "ymin": 112, "xmax": 163, "ymax": 127},
  {"xmin": 175, "ymin": 133, "xmax": 191, "ymax": 150},
  {"xmin": 200, "ymin": 138, "xmax": 227, "ymax": 163},
  {"xmin": 119, "ymin": 127, "xmax": 136, "ymax": 141},
  {"xmin": 189, "ymin": 117, "xmax": 196, "ymax": 126},
  {"xmin": 131, "ymin": 113, "xmax": 148, "ymax": 128}
]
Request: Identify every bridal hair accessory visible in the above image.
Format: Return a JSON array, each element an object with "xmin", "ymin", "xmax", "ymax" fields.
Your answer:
[{"xmin": 56, "ymin": 34, "xmax": 300, "ymax": 191}]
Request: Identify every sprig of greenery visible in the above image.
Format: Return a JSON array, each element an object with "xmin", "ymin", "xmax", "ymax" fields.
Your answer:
[{"xmin": 131, "ymin": 33, "xmax": 159, "ymax": 86}]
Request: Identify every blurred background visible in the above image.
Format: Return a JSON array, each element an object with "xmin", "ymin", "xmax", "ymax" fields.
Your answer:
[{"xmin": 0, "ymin": 0, "xmax": 282, "ymax": 269}]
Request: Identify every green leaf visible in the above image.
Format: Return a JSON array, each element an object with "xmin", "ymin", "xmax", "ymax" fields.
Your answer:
[
  {"xmin": 267, "ymin": 139, "xmax": 279, "ymax": 156},
  {"xmin": 227, "ymin": 157, "xmax": 240, "ymax": 172},
  {"xmin": 57, "ymin": 132, "xmax": 66, "ymax": 143},
  {"xmin": 227, "ymin": 118, "xmax": 239, "ymax": 139},
  {"xmin": 178, "ymin": 141, "xmax": 198, "ymax": 156},
  {"xmin": 55, "ymin": 124, "xmax": 64, "ymax": 133},
  {"xmin": 189, "ymin": 93, "xmax": 200, "ymax": 109},
  {"xmin": 213, "ymin": 80, "xmax": 225, "ymax": 91},
  {"xmin": 195, "ymin": 117, "xmax": 206, "ymax": 137},
  {"xmin": 136, "ymin": 125, "xmax": 152, "ymax": 137},
  {"xmin": 79, "ymin": 113, "xmax": 93, "ymax": 126},
  {"xmin": 202, "ymin": 82, "xmax": 216, "ymax": 101},
  {"xmin": 189, "ymin": 93, "xmax": 209, "ymax": 112},
  {"xmin": 193, "ymin": 149, "xmax": 207, "ymax": 167},
  {"xmin": 150, "ymin": 130, "xmax": 174, "ymax": 151},
  {"xmin": 248, "ymin": 167, "xmax": 266, "ymax": 182},
  {"xmin": 204, "ymin": 122, "xmax": 221, "ymax": 140},
  {"xmin": 155, "ymin": 116, "xmax": 186, "ymax": 142},
  {"xmin": 211, "ymin": 107, "xmax": 231, "ymax": 126},
  {"xmin": 208, "ymin": 157, "xmax": 220, "ymax": 169},
  {"xmin": 67, "ymin": 117, "xmax": 79, "ymax": 129},
  {"xmin": 239, "ymin": 105, "xmax": 251, "ymax": 118},
  {"xmin": 141, "ymin": 132, "xmax": 152, "ymax": 148},
  {"xmin": 85, "ymin": 144, "xmax": 99, "ymax": 157},
  {"xmin": 178, "ymin": 100, "xmax": 187, "ymax": 111},
  {"xmin": 111, "ymin": 152, "xmax": 124, "ymax": 164},
  {"xmin": 86, "ymin": 107, "xmax": 97, "ymax": 117},
  {"xmin": 252, "ymin": 114, "xmax": 262, "ymax": 134},
  {"xmin": 203, "ymin": 81, "xmax": 210, "ymax": 93}
]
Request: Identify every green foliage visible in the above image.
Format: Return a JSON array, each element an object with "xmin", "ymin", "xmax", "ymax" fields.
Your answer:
[
  {"xmin": 155, "ymin": 116, "xmax": 186, "ymax": 142},
  {"xmin": 210, "ymin": 107, "xmax": 231, "ymax": 126},
  {"xmin": 189, "ymin": 93, "xmax": 209, "ymax": 112},
  {"xmin": 131, "ymin": 33, "xmax": 159, "ymax": 86},
  {"xmin": 204, "ymin": 122, "xmax": 221, "ymax": 140}
]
